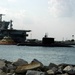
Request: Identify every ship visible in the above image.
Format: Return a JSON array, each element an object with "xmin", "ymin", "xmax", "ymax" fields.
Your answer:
[{"xmin": 0, "ymin": 14, "xmax": 31, "ymax": 44}]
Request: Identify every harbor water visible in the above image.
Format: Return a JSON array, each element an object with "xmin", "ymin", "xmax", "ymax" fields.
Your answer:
[{"xmin": 0, "ymin": 45, "xmax": 75, "ymax": 65}]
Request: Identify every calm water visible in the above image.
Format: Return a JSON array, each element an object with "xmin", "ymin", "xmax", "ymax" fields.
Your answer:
[{"xmin": 0, "ymin": 45, "xmax": 75, "ymax": 65}]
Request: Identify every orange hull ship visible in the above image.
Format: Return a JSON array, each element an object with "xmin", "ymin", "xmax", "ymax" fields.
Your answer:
[{"xmin": 0, "ymin": 36, "xmax": 16, "ymax": 45}]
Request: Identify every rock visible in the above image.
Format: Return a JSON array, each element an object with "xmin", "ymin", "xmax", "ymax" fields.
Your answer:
[
  {"xmin": 56, "ymin": 66, "xmax": 64, "ymax": 74},
  {"xmin": 5, "ymin": 60, "xmax": 12, "ymax": 65},
  {"xmin": 9, "ymin": 70, "xmax": 15, "ymax": 74},
  {"xmin": 56, "ymin": 73, "xmax": 69, "ymax": 75},
  {"xmin": 47, "ymin": 67, "xmax": 58, "ymax": 75},
  {"xmin": 15, "ymin": 61, "xmax": 43, "ymax": 73},
  {"xmin": 7, "ymin": 63, "xmax": 16, "ymax": 70},
  {"xmin": 0, "ymin": 69, "xmax": 7, "ymax": 75},
  {"xmin": 26, "ymin": 70, "xmax": 45, "ymax": 75},
  {"xmin": 31, "ymin": 59, "xmax": 43, "ymax": 67},
  {"xmin": 63, "ymin": 65, "xmax": 75, "ymax": 74},
  {"xmin": 0, "ymin": 59, "xmax": 6, "ymax": 69},
  {"xmin": 7, "ymin": 73, "xmax": 13, "ymax": 75},
  {"xmin": 49, "ymin": 63, "xmax": 58, "ymax": 69},
  {"xmin": 7, "ymin": 73, "xmax": 15, "ymax": 75},
  {"xmin": 41, "ymin": 66, "xmax": 49, "ymax": 72},
  {"xmin": 52, "ymin": 67, "xmax": 58, "ymax": 72},
  {"xmin": 2, "ymin": 63, "xmax": 15, "ymax": 73},
  {"xmin": 2, "ymin": 66, "xmax": 10, "ymax": 73},
  {"xmin": 31, "ymin": 59, "xmax": 44, "ymax": 71},
  {"xmin": 47, "ymin": 63, "xmax": 58, "ymax": 74},
  {"xmin": 57, "ymin": 63, "xmax": 72, "ymax": 74},
  {"xmin": 47, "ymin": 69, "xmax": 55, "ymax": 75},
  {"xmin": 58, "ymin": 63, "xmax": 70, "ymax": 69},
  {"xmin": 13, "ymin": 59, "xmax": 28, "ymax": 66}
]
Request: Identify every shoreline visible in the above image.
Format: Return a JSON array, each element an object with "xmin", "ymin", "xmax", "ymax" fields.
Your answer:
[{"xmin": 0, "ymin": 58, "xmax": 75, "ymax": 75}]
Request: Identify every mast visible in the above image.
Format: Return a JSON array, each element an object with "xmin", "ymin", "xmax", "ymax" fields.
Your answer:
[
  {"xmin": 0, "ymin": 14, "xmax": 5, "ymax": 22},
  {"xmin": 10, "ymin": 20, "xmax": 13, "ymax": 29}
]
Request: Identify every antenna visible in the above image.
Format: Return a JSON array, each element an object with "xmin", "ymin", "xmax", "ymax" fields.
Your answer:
[
  {"xmin": 0, "ymin": 14, "xmax": 5, "ymax": 21},
  {"xmin": 44, "ymin": 33, "xmax": 48, "ymax": 38},
  {"xmin": 72, "ymin": 35, "xmax": 74, "ymax": 40},
  {"xmin": 10, "ymin": 20, "xmax": 13, "ymax": 29}
]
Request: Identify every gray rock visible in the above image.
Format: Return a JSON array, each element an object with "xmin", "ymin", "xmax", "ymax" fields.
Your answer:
[
  {"xmin": 7, "ymin": 73, "xmax": 15, "ymax": 75},
  {"xmin": 63, "ymin": 65, "xmax": 75, "ymax": 74},
  {"xmin": 56, "ymin": 73, "xmax": 69, "ymax": 75},
  {"xmin": 7, "ymin": 73, "xmax": 12, "ymax": 75},
  {"xmin": 7, "ymin": 63, "xmax": 16, "ymax": 70},
  {"xmin": 41, "ymin": 66, "xmax": 49, "ymax": 72},
  {"xmin": 47, "ymin": 67, "xmax": 58, "ymax": 75},
  {"xmin": 2, "ymin": 63, "xmax": 15, "ymax": 73},
  {"xmin": 31, "ymin": 59, "xmax": 43, "ymax": 67},
  {"xmin": 2, "ymin": 66, "xmax": 10, "ymax": 73},
  {"xmin": 58, "ymin": 63, "xmax": 70, "ymax": 69},
  {"xmin": 0, "ymin": 69, "xmax": 7, "ymax": 75},
  {"xmin": 13, "ymin": 59, "xmax": 28, "ymax": 66},
  {"xmin": 10, "ymin": 70, "xmax": 15, "ymax": 74},
  {"xmin": 5, "ymin": 60, "xmax": 12, "ymax": 65},
  {"xmin": 52, "ymin": 67, "xmax": 58, "ymax": 72},
  {"xmin": 49, "ymin": 63, "xmax": 58, "ymax": 69},
  {"xmin": 26, "ymin": 70, "xmax": 45, "ymax": 75},
  {"xmin": 47, "ymin": 69, "xmax": 55, "ymax": 75},
  {"xmin": 0, "ymin": 60, "xmax": 6, "ymax": 69},
  {"xmin": 57, "ymin": 66, "xmax": 64, "ymax": 74},
  {"xmin": 0, "ymin": 69, "xmax": 3, "ymax": 73}
]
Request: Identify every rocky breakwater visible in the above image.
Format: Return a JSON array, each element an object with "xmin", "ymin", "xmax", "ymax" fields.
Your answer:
[{"xmin": 0, "ymin": 59, "xmax": 75, "ymax": 75}]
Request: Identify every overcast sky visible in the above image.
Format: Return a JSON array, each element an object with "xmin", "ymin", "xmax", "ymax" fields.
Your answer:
[{"xmin": 0, "ymin": 0, "xmax": 75, "ymax": 41}]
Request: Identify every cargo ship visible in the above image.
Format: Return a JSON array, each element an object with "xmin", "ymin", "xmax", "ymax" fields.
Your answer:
[{"xmin": 0, "ymin": 14, "xmax": 31, "ymax": 45}]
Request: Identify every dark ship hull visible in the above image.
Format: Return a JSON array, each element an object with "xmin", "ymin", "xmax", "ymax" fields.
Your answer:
[{"xmin": 0, "ymin": 14, "xmax": 31, "ymax": 44}]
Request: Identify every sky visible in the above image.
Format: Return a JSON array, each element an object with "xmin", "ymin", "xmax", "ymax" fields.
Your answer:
[{"xmin": 0, "ymin": 0, "xmax": 75, "ymax": 41}]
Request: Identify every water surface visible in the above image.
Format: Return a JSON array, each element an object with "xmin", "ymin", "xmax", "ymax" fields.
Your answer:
[{"xmin": 0, "ymin": 45, "xmax": 75, "ymax": 65}]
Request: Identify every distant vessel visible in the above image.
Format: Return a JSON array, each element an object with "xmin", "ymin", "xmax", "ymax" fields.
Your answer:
[{"xmin": 0, "ymin": 14, "xmax": 31, "ymax": 44}]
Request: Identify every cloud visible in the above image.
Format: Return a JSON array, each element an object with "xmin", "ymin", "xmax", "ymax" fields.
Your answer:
[
  {"xmin": 0, "ymin": 7, "xmax": 8, "ymax": 14},
  {"xmin": 7, "ymin": 0, "xmax": 17, "ymax": 2},
  {"xmin": 48, "ymin": 0, "xmax": 75, "ymax": 17},
  {"xmin": 0, "ymin": 7, "xmax": 34, "ymax": 29},
  {"xmin": 0, "ymin": 7, "xmax": 26, "ymax": 19}
]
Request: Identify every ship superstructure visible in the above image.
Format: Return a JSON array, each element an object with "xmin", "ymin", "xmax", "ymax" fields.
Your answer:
[{"xmin": 0, "ymin": 14, "xmax": 31, "ymax": 43}]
